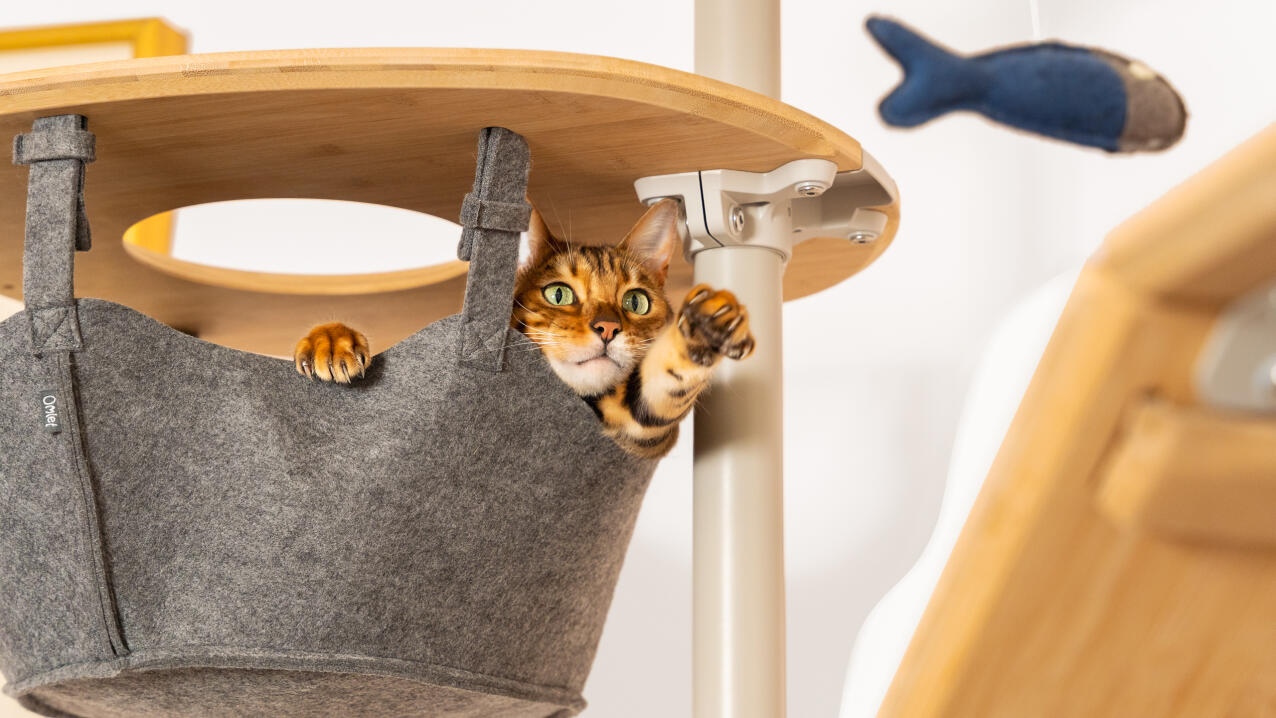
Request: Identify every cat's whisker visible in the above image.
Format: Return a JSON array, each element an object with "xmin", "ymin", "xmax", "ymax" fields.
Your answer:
[
  {"xmin": 547, "ymin": 194, "xmax": 567, "ymax": 242},
  {"xmin": 522, "ymin": 334, "xmax": 565, "ymax": 344}
]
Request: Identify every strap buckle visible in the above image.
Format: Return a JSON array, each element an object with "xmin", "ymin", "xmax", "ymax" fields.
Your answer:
[{"xmin": 456, "ymin": 194, "xmax": 532, "ymax": 261}]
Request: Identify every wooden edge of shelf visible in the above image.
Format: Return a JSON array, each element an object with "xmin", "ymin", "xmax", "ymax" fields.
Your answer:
[
  {"xmin": 1098, "ymin": 122, "xmax": 1276, "ymax": 305},
  {"xmin": 1097, "ymin": 399, "xmax": 1276, "ymax": 549},
  {"xmin": 0, "ymin": 47, "xmax": 862, "ymax": 172}
]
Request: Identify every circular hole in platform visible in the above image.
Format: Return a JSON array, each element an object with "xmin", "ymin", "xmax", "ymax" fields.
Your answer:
[
  {"xmin": 123, "ymin": 199, "xmax": 471, "ymax": 295},
  {"xmin": 173, "ymin": 198, "xmax": 461, "ymax": 274}
]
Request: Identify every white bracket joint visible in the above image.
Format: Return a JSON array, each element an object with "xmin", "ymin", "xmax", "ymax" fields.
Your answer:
[
  {"xmin": 1195, "ymin": 280, "xmax": 1276, "ymax": 412},
  {"xmin": 633, "ymin": 151, "xmax": 898, "ymax": 264}
]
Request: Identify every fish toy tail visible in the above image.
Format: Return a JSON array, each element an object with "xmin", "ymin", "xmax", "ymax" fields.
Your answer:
[{"xmin": 866, "ymin": 16, "xmax": 985, "ymax": 127}]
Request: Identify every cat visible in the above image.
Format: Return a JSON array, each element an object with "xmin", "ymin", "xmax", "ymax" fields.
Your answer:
[{"xmin": 293, "ymin": 198, "xmax": 755, "ymax": 458}]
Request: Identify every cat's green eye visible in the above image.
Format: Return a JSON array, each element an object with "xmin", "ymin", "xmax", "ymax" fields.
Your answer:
[
  {"xmin": 543, "ymin": 283, "xmax": 575, "ymax": 306},
  {"xmin": 622, "ymin": 289, "xmax": 651, "ymax": 315}
]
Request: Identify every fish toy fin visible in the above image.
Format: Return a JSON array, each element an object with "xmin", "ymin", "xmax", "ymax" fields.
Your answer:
[{"xmin": 866, "ymin": 16, "xmax": 986, "ymax": 127}]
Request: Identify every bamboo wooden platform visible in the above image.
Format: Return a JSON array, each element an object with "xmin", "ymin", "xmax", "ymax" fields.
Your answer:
[{"xmin": 0, "ymin": 49, "xmax": 898, "ymax": 355}]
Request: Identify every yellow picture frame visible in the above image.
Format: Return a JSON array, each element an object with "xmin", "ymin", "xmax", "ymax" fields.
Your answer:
[{"xmin": 0, "ymin": 18, "xmax": 187, "ymax": 254}]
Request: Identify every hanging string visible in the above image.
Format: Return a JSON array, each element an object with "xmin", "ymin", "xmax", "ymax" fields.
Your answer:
[{"xmin": 1028, "ymin": 0, "xmax": 1043, "ymax": 41}]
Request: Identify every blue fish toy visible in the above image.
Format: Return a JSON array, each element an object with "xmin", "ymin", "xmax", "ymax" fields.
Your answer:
[{"xmin": 866, "ymin": 16, "xmax": 1186, "ymax": 153}]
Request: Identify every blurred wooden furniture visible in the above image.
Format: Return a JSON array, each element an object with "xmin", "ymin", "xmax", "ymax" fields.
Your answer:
[
  {"xmin": 0, "ymin": 19, "xmax": 186, "ymax": 259},
  {"xmin": 880, "ymin": 125, "xmax": 1276, "ymax": 717},
  {"xmin": 0, "ymin": 18, "xmax": 183, "ymax": 64},
  {"xmin": 0, "ymin": 49, "xmax": 898, "ymax": 356}
]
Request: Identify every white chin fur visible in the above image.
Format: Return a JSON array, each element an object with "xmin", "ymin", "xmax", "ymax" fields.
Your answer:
[{"xmin": 548, "ymin": 355, "xmax": 629, "ymax": 395}]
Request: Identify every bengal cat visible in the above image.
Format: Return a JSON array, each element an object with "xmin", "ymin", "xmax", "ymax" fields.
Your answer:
[{"xmin": 294, "ymin": 199, "xmax": 755, "ymax": 458}]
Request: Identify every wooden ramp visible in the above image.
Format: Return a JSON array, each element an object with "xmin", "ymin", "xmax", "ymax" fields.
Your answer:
[{"xmin": 881, "ymin": 125, "xmax": 1276, "ymax": 717}]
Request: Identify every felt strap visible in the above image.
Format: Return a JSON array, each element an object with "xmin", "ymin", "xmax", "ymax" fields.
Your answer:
[
  {"xmin": 11, "ymin": 116, "xmax": 126, "ymax": 656},
  {"xmin": 457, "ymin": 196, "xmax": 532, "ymax": 258},
  {"xmin": 456, "ymin": 127, "xmax": 532, "ymax": 373},
  {"xmin": 13, "ymin": 115, "xmax": 96, "ymax": 353}
]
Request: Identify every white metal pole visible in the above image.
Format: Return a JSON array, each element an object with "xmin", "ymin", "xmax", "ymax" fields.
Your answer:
[
  {"xmin": 691, "ymin": 247, "xmax": 786, "ymax": 718},
  {"xmin": 695, "ymin": 0, "xmax": 781, "ymax": 98},
  {"xmin": 693, "ymin": 1, "xmax": 786, "ymax": 717}
]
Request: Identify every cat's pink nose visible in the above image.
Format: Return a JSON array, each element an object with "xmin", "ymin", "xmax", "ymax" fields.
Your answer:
[{"xmin": 592, "ymin": 320, "xmax": 621, "ymax": 342}]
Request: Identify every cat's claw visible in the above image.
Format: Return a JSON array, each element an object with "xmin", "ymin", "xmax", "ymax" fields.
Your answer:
[
  {"xmin": 294, "ymin": 322, "xmax": 371, "ymax": 383},
  {"xmin": 678, "ymin": 284, "xmax": 756, "ymax": 365}
]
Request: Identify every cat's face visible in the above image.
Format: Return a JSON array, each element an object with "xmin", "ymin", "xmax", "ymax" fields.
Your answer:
[{"xmin": 513, "ymin": 200, "xmax": 681, "ymax": 395}]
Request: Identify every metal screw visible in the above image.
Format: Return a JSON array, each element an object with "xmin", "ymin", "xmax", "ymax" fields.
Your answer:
[
  {"xmin": 795, "ymin": 181, "xmax": 826, "ymax": 197},
  {"xmin": 848, "ymin": 230, "xmax": 878, "ymax": 244},
  {"xmin": 729, "ymin": 205, "xmax": 745, "ymax": 234}
]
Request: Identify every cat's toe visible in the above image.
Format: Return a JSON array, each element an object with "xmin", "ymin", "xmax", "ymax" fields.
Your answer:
[
  {"xmin": 294, "ymin": 323, "xmax": 371, "ymax": 383},
  {"xmin": 678, "ymin": 285, "xmax": 756, "ymax": 362},
  {"xmin": 718, "ymin": 308, "xmax": 755, "ymax": 361}
]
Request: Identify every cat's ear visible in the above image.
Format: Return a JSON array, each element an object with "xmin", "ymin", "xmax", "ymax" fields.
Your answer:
[
  {"xmin": 522, "ymin": 206, "xmax": 568, "ymax": 270},
  {"xmin": 618, "ymin": 198, "xmax": 682, "ymax": 285}
]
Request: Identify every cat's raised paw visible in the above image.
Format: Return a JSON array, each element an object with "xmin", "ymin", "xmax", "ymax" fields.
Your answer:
[
  {"xmin": 294, "ymin": 322, "xmax": 371, "ymax": 383},
  {"xmin": 677, "ymin": 284, "xmax": 756, "ymax": 365}
]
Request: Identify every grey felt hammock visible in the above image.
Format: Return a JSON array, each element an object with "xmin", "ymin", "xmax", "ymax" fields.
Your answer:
[{"xmin": 0, "ymin": 117, "xmax": 657, "ymax": 718}]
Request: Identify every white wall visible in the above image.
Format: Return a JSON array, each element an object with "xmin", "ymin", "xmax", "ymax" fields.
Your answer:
[{"xmin": 1, "ymin": 2, "xmax": 1273, "ymax": 718}]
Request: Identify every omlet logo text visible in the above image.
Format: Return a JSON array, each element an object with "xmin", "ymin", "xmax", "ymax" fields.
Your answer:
[{"xmin": 38, "ymin": 390, "xmax": 61, "ymax": 433}]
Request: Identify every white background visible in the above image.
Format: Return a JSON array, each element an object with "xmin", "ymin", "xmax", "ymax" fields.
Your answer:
[{"xmin": 1, "ymin": 1, "xmax": 1274, "ymax": 717}]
